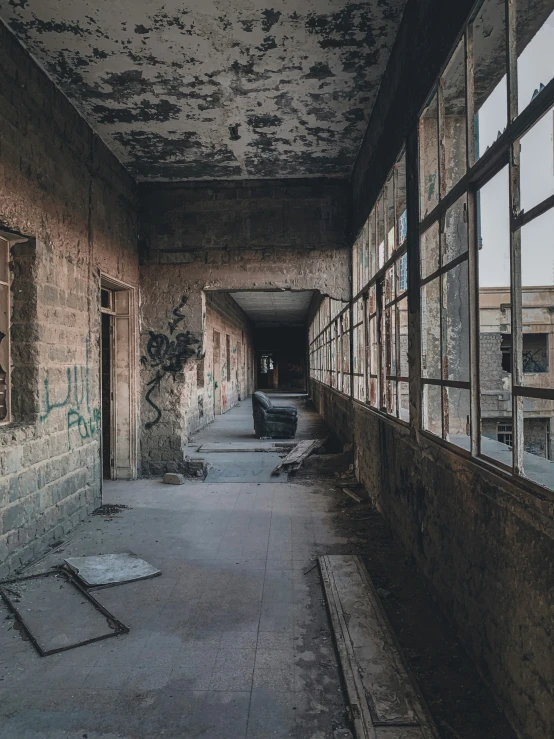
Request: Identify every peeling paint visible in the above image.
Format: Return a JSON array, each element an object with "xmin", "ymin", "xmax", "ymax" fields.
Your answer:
[{"xmin": 1, "ymin": 0, "xmax": 407, "ymax": 180}]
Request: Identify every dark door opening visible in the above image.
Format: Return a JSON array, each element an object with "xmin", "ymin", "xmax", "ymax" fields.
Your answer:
[
  {"xmin": 257, "ymin": 352, "xmax": 277, "ymax": 389},
  {"xmin": 254, "ymin": 328, "xmax": 307, "ymax": 392},
  {"xmin": 101, "ymin": 312, "xmax": 112, "ymax": 480}
]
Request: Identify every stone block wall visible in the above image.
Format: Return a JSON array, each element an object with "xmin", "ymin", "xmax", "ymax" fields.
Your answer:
[{"xmin": 0, "ymin": 23, "xmax": 138, "ymax": 576}]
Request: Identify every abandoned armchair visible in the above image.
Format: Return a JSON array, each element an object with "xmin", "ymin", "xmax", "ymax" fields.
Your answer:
[{"xmin": 252, "ymin": 391, "xmax": 298, "ymax": 439}]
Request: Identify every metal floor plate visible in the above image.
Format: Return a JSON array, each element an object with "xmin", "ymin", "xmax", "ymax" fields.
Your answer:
[
  {"xmin": 64, "ymin": 552, "xmax": 161, "ymax": 588},
  {"xmin": 0, "ymin": 570, "xmax": 128, "ymax": 656}
]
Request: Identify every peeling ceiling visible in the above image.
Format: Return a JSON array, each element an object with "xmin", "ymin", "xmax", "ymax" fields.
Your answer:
[
  {"xmin": 0, "ymin": 0, "xmax": 407, "ymax": 181},
  {"xmin": 229, "ymin": 290, "xmax": 314, "ymax": 326}
]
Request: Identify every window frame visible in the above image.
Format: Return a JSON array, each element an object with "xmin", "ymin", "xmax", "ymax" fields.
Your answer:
[{"xmin": 417, "ymin": 0, "xmax": 554, "ymax": 490}]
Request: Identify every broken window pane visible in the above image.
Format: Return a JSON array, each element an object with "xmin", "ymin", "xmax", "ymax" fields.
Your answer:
[
  {"xmin": 523, "ymin": 333, "xmax": 548, "ymax": 373},
  {"xmin": 419, "ymin": 93, "xmax": 440, "ymax": 219},
  {"xmin": 517, "ymin": 5, "xmax": 554, "ymax": 114},
  {"xmin": 519, "ymin": 207, "xmax": 554, "ymax": 388},
  {"xmin": 442, "ymin": 40, "xmax": 468, "ymax": 194},
  {"xmin": 443, "ymin": 194, "xmax": 468, "ymax": 266},
  {"xmin": 421, "ymin": 277, "xmax": 441, "ymax": 379},
  {"xmin": 520, "ymin": 105, "xmax": 554, "ymax": 213},
  {"xmin": 521, "ymin": 397, "xmax": 554, "ymax": 491},
  {"xmin": 421, "ymin": 222, "xmax": 440, "ymax": 279},
  {"xmin": 423, "ymin": 383, "xmax": 442, "ymax": 437},
  {"xmin": 444, "ymin": 387, "xmax": 471, "ymax": 450},
  {"xmin": 473, "ymin": 0, "xmax": 508, "ymax": 161},
  {"xmin": 442, "ymin": 261, "xmax": 470, "ymax": 382},
  {"xmin": 478, "ymin": 166, "xmax": 512, "ymax": 465}
]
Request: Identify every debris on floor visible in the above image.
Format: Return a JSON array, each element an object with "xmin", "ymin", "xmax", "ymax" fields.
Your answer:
[
  {"xmin": 271, "ymin": 437, "xmax": 326, "ymax": 475},
  {"xmin": 0, "ymin": 570, "xmax": 129, "ymax": 656},
  {"xmin": 63, "ymin": 552, "xmax": 161, "ymax": 588},
  {"xmin": 341, "ymin": 487, "xmax": 363, "ymax": 504},
  {"xmin": 93, "ymin": 503, "xmax": 130, "ymax": 516},
  {"xmin": 163, "ymin": 472, "xmax": 186, "ymax": 485}
]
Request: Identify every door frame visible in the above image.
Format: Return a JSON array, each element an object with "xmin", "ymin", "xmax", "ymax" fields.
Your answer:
[{"xmin": 100, "ymin": 274, "xmax": 138, "ymax": 480}]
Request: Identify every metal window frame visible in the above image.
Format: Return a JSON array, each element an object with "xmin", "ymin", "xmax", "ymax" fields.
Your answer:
[{"xmin": 418, "ymin": 0, "xmax": 554, "ymax": 490}]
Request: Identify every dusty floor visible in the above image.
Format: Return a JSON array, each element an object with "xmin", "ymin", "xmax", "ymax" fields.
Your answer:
[{"xmin": 0, "ymin": 394, "xmax": 515, "ymax": 738}]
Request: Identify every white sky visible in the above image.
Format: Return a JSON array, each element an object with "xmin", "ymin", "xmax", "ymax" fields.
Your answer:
[{"xmin": 479, "ymin": 10, "xmax": 554, "ymax": 287}]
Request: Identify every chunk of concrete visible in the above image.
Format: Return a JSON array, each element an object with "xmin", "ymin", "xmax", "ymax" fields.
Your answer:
[{"xmin": 163, "ymin": 472, "xmax": 186, "ymax": 485}]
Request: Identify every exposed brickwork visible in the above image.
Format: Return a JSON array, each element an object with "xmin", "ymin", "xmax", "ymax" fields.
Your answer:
[
  {"xmin": 311, "ymin": 381, "xmax": 353, "ymax": 448},
  {"xmin": 0, "ymin": 22, "xmax": 138, "ymax": 576},
  {"xmin": 139, "ymin": 291, "xmax": 254, "ymax": 477},
  {"xmin": 139, "ymin": 179, "xmax": 350, "ymax": 259}
]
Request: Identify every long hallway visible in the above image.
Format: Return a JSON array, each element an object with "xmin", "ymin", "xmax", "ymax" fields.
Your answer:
[
  {"xmin": 0, "ymin": 398, "xmax": 347, "ymax": 739},
  {"xmin": 0, "ymin": 397, "xmax": 516, "ymax": 738}
]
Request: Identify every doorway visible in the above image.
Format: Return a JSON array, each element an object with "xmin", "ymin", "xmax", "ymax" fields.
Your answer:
[
  {"xmin": 213, "ymin": 329, "xmax": 221, "ymax": 416},
  {"xmin": 101, "ymin": 312, "xmax": 112, "ymax": 479},
  {"xmin": 100, "ymin": 278, "xmax": 136, "ymax": 480}
]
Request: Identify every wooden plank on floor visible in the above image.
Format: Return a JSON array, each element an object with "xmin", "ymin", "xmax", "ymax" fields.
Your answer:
[
  {"xmin": 197, "ymin": 443, "xmax": 295, "ymax": 453},
  {"xmin": 319, "ymin": 555, "xmax": 439, "ymax": 739},
  {"xmin": 271, "ymin": 438, "xmax": 324, "ymax": 475}
]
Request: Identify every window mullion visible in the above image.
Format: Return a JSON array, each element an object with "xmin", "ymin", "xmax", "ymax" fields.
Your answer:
[
  {"xmin": 508, "ymin": 0, "xmax": 523, "ymax": 476},
  {"xmin": 468, "ymin": 187, "xmax": 480, "ymax": 457},
  {"xmin": 439, "ymin": 214, "xmax": 447, "ymax": 439},
  {"xmin": 510, "ymin": 142, "xmax": 524, "ymax": 475},
  {"xmin": 506, "ymin": 0, "xmax": 518, "ymax": 123},
  {"xmin": 465, "ymin": 26, "xmax": 475, "ymax": 168}
]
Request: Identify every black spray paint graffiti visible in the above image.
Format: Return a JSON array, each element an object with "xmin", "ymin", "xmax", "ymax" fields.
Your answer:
[
  {"xmin": 141, "ymin": 295, "xmax": 201, "ymax": 429},
  {"xmin": 40, "ymin": 338, "xmax": 101, "ymax": 446}
]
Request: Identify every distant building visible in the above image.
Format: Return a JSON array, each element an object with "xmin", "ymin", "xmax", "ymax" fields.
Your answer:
[{"xmin": 479, "ymin": 286, "xmax": 554, "ymax": 460}]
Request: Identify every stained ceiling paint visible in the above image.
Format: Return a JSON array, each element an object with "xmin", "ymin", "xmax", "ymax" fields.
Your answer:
[
  {"xmin": 229, "ymin": 290, "xmax": 314, "ymax": 326},
  {"xmin": 0, "ymin": 0, "xmax": 407, "ymax": 181}
]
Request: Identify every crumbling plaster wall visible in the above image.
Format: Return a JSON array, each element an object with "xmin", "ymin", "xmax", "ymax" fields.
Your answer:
[
  {"xmin": 0, "ymin": 23, "xmax": 139, "ymax": 577},
  {"xmin": 138, "ymin": 178, "xmax": 350, "ymax": 474}
]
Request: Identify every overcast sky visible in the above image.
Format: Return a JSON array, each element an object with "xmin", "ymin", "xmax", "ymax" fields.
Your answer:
[{"xmin": 479, "ymin": 11, "xmax": 554, "ymax": 288}]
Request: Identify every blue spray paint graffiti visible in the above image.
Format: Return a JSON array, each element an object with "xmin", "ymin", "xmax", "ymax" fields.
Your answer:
[{"xmin": 40, "ymin": 338, "xmax": 100, "ymax": 446}]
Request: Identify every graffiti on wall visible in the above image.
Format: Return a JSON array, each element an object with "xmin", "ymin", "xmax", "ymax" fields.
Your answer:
[
  {"xmin": 40, "ymin": 338, "xmax": 100, "ymax": 446},
  {"xmin": 141, "ymin": 295, "xmax": 201, "ymax": 429}
]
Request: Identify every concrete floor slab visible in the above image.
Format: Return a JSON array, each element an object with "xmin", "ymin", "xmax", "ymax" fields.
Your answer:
[{"xmin": 0, "ymin": 398, "xmax": 347, "ymax": 738}]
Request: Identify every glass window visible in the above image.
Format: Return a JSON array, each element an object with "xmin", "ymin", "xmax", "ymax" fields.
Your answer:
[
  {"xmin": 478, "ymin": 166, "xmax": 513, "ymax": 466},
  {"xmin": 473, "ymin": 0, "xmax": 508, "ymax": 161},
  {"xmin": 419, "ymin": 94, "xmax": 439, "ymax": 218},
  {"xmin": 520, "ymin": 106, "xmax": 554, "ymax": 213},
  {"xmin": 442, "ymin": 40, "xmax": 468, "ymax": 194},
  {"xmin": 517, "ymin": 6, "xmax": 554, "ymax": 115}
]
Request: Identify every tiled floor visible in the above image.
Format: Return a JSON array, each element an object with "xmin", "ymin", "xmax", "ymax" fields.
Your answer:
[{"xmin": 0, "ymin": 398, "xmax": 347, "ymax": 738}]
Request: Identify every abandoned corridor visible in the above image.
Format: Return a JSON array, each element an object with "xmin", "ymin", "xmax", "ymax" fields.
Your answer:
[{"xmin": 0, "ymin": 0, "xmax": 553, "ymax": 737}]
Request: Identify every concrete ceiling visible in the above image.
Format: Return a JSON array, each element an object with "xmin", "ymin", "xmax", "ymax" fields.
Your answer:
[
  {"xmin": 0, "ymin": 0, "xmax": 407, "ymax": 181},
  {"xmin": 230, "ymin": 290, "xmax": 314, "ymax": 326}
]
